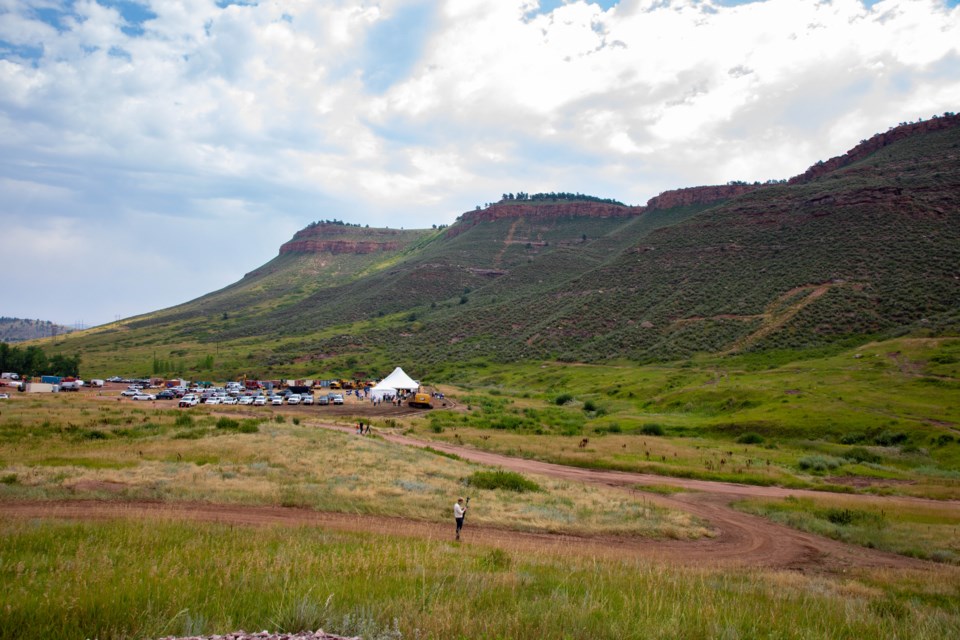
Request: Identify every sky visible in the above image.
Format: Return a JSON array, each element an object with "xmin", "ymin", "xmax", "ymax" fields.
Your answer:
[{"xmin": 1, "ymin": 0, "xmax": 959, "ymax": 328}]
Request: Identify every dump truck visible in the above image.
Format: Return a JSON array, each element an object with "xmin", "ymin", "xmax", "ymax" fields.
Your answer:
[{"xmin": 407, "ymin": 393, "xmax": 433, "ymax": 409}]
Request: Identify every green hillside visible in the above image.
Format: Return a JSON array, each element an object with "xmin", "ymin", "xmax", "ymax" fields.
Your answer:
[{"xmin": 38, "ymin": 115, "xmax": 960, "ymax": 379}]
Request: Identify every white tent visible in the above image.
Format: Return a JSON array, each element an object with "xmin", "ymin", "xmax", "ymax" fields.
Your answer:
[{"xmin": 370, "ymin": 367, "xmax": 419, "ymax": 400}]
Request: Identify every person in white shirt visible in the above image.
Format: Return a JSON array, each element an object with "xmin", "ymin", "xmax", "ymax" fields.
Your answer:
[{"xmin": 454, "ymin": 497, "xmax": 468, "ymax": 540}]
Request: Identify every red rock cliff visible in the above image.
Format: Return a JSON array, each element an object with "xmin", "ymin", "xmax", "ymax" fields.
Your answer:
[
  {"xmin": 279, "ymin": 224, "xmax": 406, "ymax": 255},
  {"xmin": 644, "ymin": 184, "xmax": 762, "ymax": 210},
  {"xmin": 448, "ymin": 201, "xmax": 641, "ymax": 237},
  {"xmin": 789, "ymin": 113, "xmax": 960, "ymax": 184}
]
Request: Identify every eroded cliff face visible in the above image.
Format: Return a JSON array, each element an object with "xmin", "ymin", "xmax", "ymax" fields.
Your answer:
[
  {"xmin": 280, "ymin": 239, "xmax": 403, "ymax": 255},
  {"xmin": 447, "ymin": 201, "xmax": 641, "ymax": 237},
  {"xmin": 644, "ymin": 184, "xmax": 762, "ymax": 210},
  {"xmin": 789, "ymin": 113, "xmax": 960, "ymax": 184},
  {"xmin": 279, "ymin": 224, "xmax": 406, "ymax": 255}
]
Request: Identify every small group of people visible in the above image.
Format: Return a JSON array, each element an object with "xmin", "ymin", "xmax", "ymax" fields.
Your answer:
[{"xmin": 355, "ymin": 421, "xmax": 371, "ymax": 435}]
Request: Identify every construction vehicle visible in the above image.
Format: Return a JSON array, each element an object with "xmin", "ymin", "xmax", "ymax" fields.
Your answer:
[{"xmin": 407, "ymin": 393, "xmax": 433, "ymax": 409}]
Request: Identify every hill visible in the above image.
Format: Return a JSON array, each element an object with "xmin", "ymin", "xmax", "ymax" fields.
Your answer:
[
  {"xmin": 0, "ymin": 317, "xmax": 74, "ymax": 343},
  {"xmin": 40, "ymin": 114, "xmax": 960, "ymax": 378}
]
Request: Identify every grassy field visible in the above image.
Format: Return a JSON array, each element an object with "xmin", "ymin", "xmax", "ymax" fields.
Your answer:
[
  {"xmin": 2, "ymin": 517, "xmax": 959, "ymax": 640},
  {"xmin": 733, "ymin": 494, "xmax": 960, "ymax": 564},
  {"xmin": 0, "ymin": 393, "xmax": 705, "ymax": 540},
  {"xmin": 2, "ymin": 335, "xmax": 960, "ymax": 638},
  {"xmin": 403, "ymin": 336, "xmax": 960, "ymax": 500}
]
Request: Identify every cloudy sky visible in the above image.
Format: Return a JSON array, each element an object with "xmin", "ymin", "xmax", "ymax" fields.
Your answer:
[{"xmin": 2, "ymin": 0, "xmax": 959, "ymax": 328}]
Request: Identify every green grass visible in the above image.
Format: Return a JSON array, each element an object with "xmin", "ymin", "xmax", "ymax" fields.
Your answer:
[
  {"xmin": 2, "ymin": 517, "xmax": 959, "ymax": 640},
  {"xmin": 404, "ymin": 336, "xmax": 960, "ymax": 499},
  {"xmin": 735, "ymin": 495, "xmax": 960, "ymax": 564}
]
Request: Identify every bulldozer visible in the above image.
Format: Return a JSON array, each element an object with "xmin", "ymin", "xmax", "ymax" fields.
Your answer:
[{"xmin": 407, "ymin": 392, "xmax": 433, "ymax": 409}]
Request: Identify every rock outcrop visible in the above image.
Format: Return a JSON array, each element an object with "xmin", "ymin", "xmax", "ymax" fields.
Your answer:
[
  {"xmin": 448, "ymin": 201, "xmax": 641, "ymax": 237},
  {"xmin": 789, "ymin": 113, "xmax": 960, "ymax": 184},
  {"xmin": 644, "ymin": 184, "xmax": 762, "ymax": 211},
  {"xmin": 279, "ymin": 224, "xmax": 407, "ymax": 255},
  {"xmin": 280, "ymin": 239, "xmax": 403, "ymax": 255}
]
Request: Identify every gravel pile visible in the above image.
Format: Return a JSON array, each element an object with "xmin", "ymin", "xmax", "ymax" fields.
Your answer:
[{"xmin": 159, "ymin": 631, "xmax": 360, "ymax": 640}]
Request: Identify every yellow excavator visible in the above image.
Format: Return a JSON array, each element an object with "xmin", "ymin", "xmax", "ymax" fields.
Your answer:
[{"xmin": 407, "ymin": 392, "xmax": 433, "ymax": 409}]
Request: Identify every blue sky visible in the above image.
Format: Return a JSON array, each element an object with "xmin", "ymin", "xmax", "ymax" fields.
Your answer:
[{"xmin": 2, "ymin": 0, "xmax": 959, "ymax": 327}]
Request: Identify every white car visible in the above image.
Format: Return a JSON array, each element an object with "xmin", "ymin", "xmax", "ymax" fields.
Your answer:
[
  {"xmin": 131, "ymin": 393, "xmax": 156, "ymax": 401},
  {"xmin": 301, "ymin": 395, "xmax": 314, "ymax": 405},
  {"xmin": 287, "ymin": 394, "xmax": 301, "ymax": 405},
  {"xmin": 0, "ymin": 393, "xmax": 9, "ymax": 399},
  {"xmin": 238, "ymin": 396, "xmax": 254, "ymax": 405},
  {"xmin": 179, "ymin": 395, "xmax": 199, "ymax": 407},
  {"xmin": 271, "ymin": 396, "xmax": 283, "ymax": 406},
  {"xmin": 332, "ymin": 393, "xmax": 344, "ymax": 405},
  {"xmin": 205, "ymin": 397, "xmax": 222, "ymax": 405},
  {"xmin": 253, "ymin": 396, "xmax": 266, "ymax": 406},
  {"xmin": 121, "ymin": 389, "xmax": 142, "ymax": 397},
  {"xmin": 221, "ymin": 396, "xmax": 237, "ymax": 405}
]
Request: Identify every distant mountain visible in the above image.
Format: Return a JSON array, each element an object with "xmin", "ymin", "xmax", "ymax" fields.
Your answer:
[
  {"xmin": 0, "ymin": 317, "xmax": 74, "ymax": 343},
  {"xmin": 43, "ymin": 114, "xmax": 960, "ymax": 376}
]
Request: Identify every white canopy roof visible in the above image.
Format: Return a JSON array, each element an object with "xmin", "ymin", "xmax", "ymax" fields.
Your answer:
[{"xmin": 376, "ymin": 367, "xmax": 419, "ymax": 391}]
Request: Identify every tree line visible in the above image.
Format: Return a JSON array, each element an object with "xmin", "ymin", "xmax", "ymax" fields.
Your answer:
[
  {"xmin": 0, "ymin": 343, "xmax": 81, "ymax": 378},
  {"xmin": 499, "ymin": 192, "xmax": 626, "ymax": 206}
]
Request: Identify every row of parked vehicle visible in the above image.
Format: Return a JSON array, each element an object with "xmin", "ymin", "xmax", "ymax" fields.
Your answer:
[{"xmin": 177, "ymin": 392, "xmax": 345, "ymax": 408}]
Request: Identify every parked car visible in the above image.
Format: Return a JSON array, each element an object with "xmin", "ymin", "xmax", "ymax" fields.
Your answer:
[
  {"xmin": 287, "ymin": 394, "xmax": 301, "ymax": 405},
  {"xmin": 205, "ymin": 396, "xmax": 222, "ymax": 405},
  {"xmin": 238, "ymin": 396, "xmax": 254, "ymax": 405},
  {"xmin": 0, "ymin": 393, "xmax": 9, "ymax": 400},
  {"xmin": 120, "ymin": 389, "xmax": 142, "ymax": 397},
  {"xmin": 331, "ymin": 393, "xmax": 344, "ymax": 405},
  {"xmin": 156, "ymin": 390, "xmax": 176, "ymax": 400},
  {"xmin": 317, "ymin": 395, "xmax": 330, "ymax": 406},
  {"xmin": 301, "ymin": 395, "xmax": 314, "ymax": 405},
  {"xmin": 253, "ymin": 396, "xmax": 267, "ymax": 406},
  {"xmin": 131, "ymin": 393, "xmax": 156, "ymax": 401},
  {"xmin": 271, "ymin": 396, "xmax": 283, "ymax": 406},
  {"xmin": 222, "ymin": 396, "xmax": 238, "ymax": 405},
  {"xmin": 179, "ymin": 395, "xmax": 199, "ymax": 407}
]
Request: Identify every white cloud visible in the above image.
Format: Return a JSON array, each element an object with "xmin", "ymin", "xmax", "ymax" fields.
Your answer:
[{"xmin": 1, "ymin": 0, "xmax": 959, "ymax": 325}]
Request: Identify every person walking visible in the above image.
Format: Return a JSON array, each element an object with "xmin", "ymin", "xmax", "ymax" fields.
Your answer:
[{"xmin": 454, "ymin": 497, "xmax": 468, "ymax": 540}]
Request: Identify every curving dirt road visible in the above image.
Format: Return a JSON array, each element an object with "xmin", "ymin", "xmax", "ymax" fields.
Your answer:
[{"xmin": 3, "ymin": 422, "xmax": 958, "ymax": 574}]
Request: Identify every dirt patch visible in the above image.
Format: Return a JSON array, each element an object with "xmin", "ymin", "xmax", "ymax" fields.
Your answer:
[
  {"xmin": 825, "ymin": 476, "xmax": 916, "ymax": 488},
  {"xmin": 65, "ymin": 480, "xmax": 128, "ymax": 493}
]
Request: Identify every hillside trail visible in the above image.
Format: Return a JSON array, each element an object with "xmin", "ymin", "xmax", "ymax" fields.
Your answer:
[{"xmin": 3, "ymin": 422, "xmax": 957, "ymax": 574}]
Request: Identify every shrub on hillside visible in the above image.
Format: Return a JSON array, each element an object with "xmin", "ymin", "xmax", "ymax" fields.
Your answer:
[
  {"xmin": 797, "ymin": 455, "xmax": 844, "ymax": 472},
  {"xmin": 640, "ymin": 423, "xmax": 665, "ymax": 436},
  {"xmin": 466, "ymin": 469, "xmax": 541, "ymax": 493},
  {"xmin": 843, "ymin": 446, "xmax": 882, "ymax": 464},
  {"xmin": 736, "ymin": 432, "xmax": 764, "ymax": 444},
  {"xmin": 554, "ymin": 393, "xmax": 573, "ymax": 406}
]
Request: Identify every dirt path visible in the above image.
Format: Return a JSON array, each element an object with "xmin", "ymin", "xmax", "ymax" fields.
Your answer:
[{"xmin": 2, "ymin": 424, "xmax": 956, "ymax": 573}]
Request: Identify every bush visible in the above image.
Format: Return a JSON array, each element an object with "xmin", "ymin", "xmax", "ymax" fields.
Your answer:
[
  {"xmin": 736, "ymin": 432, "xmax": 764, "ymax": 444},
  {"xmin": 238, "ymin": 422, "xmax": 259, "ymax": 434},
  {"xmin": 640, "ymin": 423, "xmax": 665, "ymax": 436},
  {"xmin": 466, "ymin": 469, "xmax": 541, "ymax": 493},
  {"xmin": 175, "ymin": 414, "xmax": 194, "ymax": 428},
  {"xmin": 216, "ymin": 417, "xmax": 239, "ymax": 430},
  {"xmin": 582, "ymin": 400, "xmax": 597, "ymax": 412},
  {"xmin": 274, "ymin": 415, "xmax": 285, "ymax": 424},
  {"xmin": 554, "ymin": 393, "xmax": 573, "ymax": 406},
  {"xmin": 874, "ymin": 431, "xmax": 908, "ymax": 446},
  {"xmin": 797, "ymin": 455, "xmax": 843, "ymax": 472},
  {"xmin": 844, "ymin": 446, "xmax": 882, "ymax": 464}
]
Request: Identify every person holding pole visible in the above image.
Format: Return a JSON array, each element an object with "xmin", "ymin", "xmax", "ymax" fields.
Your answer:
[{"xmin": 454, "ymin": 496, "xmax": 468, "ymax": 540}]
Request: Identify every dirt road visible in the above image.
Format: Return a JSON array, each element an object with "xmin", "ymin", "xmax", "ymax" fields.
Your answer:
[{"xmin": 3, "ymin": 422, "xmax": 957, "ymax": 573}]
